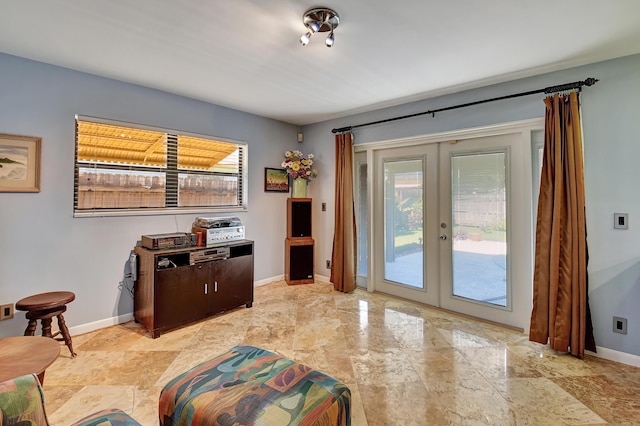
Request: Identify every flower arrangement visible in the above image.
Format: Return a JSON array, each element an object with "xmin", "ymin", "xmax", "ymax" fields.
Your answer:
[{"xmin": 281, "ymin": 150, "xmax": 318, "ymax": 180}]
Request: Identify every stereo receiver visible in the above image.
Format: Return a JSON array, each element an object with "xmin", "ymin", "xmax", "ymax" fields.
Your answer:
[
  {"xmin": 141, "ymin": 232, "xmax": 194, "ymax": 250},
  {"xmin": 192, "ymin": 216, "xmax": 245, "ymax": 245},
  {"xmin": 192, "ymin": 226, "xmax": 245, "ymax": 245},
  {"xmin": 190, "ymin": 247, "xmax": 230, "ymax": 264}
]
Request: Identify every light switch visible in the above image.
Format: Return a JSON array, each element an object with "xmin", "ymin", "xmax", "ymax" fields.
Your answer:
[{"xmin": 614, "ymin": 213, "xmax": 628, "ymax": 229}]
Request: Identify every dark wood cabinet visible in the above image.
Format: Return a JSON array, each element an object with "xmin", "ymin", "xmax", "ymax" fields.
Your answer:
[
  {"xmin": 134, "ymin": 240, "xmax": 254, "ymax": 338},
  {"xmin": 285, "ymin": 198, "xmax": 314, "ymax": 285},
  {"xmin": 155, "ymin": 263, "xmax": 210, "ymax": 330},
  {"xmin": 211, "ymin": 248, "xmax": 254, "ymax": 313}
]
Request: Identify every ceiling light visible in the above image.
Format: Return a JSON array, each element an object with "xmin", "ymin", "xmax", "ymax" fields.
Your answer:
[
  {"xmin": 299, "ymin": 32, "xmax": 312, "ymax": 46},
  {"xmin": 325, "ymin": 30, "xmax": 334, "ymax": 47},
  {"xmin": 300, "ymin": 7, "xmax": 339, "ymax": 47},
  {"xmin": 308, "ymin": 21, "xmax": 321, "ymax": 33}
]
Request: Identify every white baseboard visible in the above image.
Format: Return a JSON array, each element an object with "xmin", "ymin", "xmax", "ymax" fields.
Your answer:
[
  {"xmin": 314, "ymin": 274, "xmax": 330, "ymax": 283},
  {"xmin": 68, "ymin": 313, "xmax": 134, "ymax": 337},
  {"xmin": 254, "ymin": 275, "xmax": 284, "ymax": 287},
  {"xmin": 587, "ymin": 346, "xmax": 640, "ymax": 368}
]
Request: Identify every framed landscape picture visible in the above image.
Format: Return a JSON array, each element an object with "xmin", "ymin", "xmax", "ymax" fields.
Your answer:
[
  {"xmin": 264, "ymin": 167, "xmax": 289, "ymax": 192},
  {"xmin": 0, "ymin": 133, "xmax": 42, "ymax": 192}
]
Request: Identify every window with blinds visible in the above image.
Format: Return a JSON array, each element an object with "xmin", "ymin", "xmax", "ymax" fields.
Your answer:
[{"xmin": 74, "ymin": 116, "xmax": 247, "ymax": 216}]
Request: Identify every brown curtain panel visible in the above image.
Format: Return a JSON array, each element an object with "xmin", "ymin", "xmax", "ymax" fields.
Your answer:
[
  {"xmin": 529, "ymin": 91, "xmax": 595, "ymax": 358},
  {"xmin": 331, "ymin": 132, "xmax": 357, "ymax": 293}
]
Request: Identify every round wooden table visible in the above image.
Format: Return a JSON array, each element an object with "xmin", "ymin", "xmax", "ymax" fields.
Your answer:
[{"xmin": 0, "ymin": 336, "xmax": 60, "ymax": 384}]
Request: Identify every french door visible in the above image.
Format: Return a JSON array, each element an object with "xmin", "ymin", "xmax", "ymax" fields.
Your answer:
[
  {"xmin": 373, "ymin": 144, "xmax": 439, "ymax": 305},
  {"xmin": 369, "ymin": 128, "xmax": 534, "ymax": 330}
]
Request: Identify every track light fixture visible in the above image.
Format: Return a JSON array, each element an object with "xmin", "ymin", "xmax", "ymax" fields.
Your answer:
[{"xmin": 299, "ymin": 7, "xmax": 339, "ymax": 47}]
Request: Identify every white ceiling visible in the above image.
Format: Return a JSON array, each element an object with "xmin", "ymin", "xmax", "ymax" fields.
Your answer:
[{"xmin": 2, "ymin": 1, "xmax": 640, "ymax": 126}]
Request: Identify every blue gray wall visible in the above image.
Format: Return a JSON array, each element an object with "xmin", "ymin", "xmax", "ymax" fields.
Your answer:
[
  {"xmin": 0, "ymin": 53, "xmax": 298, "ymax": 336},
  {"xmin": 303, "ymin": 54, "xmax": 640, "ymax": 358}
]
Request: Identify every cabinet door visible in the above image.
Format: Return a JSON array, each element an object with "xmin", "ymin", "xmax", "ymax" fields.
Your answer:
[
  {"xmin": 210, "ymin": 254, "xmax": 254, "ymax": 313},
  {"xmin": 155, "ymin": 263, "xmax": 210, "ymax": 329}
]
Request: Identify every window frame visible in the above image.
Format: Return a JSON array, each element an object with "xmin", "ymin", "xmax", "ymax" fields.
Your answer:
[{"xmin": 73, "ymin": 115, "xmax": 248, "ymax": 217}]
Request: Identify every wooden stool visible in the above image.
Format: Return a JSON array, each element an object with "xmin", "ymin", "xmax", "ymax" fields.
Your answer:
[{"xmin": 15, "ymin": 291, "xmax": 77, "ymax": 357}]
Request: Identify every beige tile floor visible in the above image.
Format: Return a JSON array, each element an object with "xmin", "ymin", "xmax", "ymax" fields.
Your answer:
[{"xmin": 41, "ymin": 281, "xmax": 640, "ymax": 425}]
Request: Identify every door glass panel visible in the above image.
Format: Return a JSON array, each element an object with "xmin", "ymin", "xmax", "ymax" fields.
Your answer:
[
  {"xmin": 383, "ymin": 159, "xmax": 423, "ymax": 288},
  {"xmin": 451, "ymin": 152, "xmax": 507, "ymax": 306},
  {"xmin": 356, "ymin": 160, "xmax": 368, "ymax": 283}
]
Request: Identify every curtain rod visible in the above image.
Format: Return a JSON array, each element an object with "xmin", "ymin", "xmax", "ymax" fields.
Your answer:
[{"xmin": 331, "ymin": 77, "xmax": 599, "ymax": 134}]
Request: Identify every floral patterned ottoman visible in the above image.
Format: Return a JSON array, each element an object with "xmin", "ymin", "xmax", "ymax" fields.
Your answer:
[{"xmin": 159, "ymin": 345, "xmax": 351, "ymax": 426}]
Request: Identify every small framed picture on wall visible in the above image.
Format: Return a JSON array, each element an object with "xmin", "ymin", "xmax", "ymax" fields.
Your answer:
[
  {"xmin": 264, "ymin": 167, "xmax": 289, "ymax": 192},
  {"xmin": 0, "ymin": 133, "xmax": 42, "ymax": 193}
]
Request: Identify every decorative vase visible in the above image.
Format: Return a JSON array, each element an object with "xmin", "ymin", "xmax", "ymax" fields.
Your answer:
[{"xmin": 291, "ymin": 177, "xmax": 307, "ymax": 198}]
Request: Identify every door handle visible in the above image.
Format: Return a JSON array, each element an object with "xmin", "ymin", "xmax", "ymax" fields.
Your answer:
[
  {"xmin": 204, "ymin": 283, "xmax": 208, "ymax": 294},
  {"xmin": 215, "ymin": 281, "xmax": 218, "ymax": 293},
  {"xmin": 440, "ymin": 234, "xmax": 447, "ymax": 240}
]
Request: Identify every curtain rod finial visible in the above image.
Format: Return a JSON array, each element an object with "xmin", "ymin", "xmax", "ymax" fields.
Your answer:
[{"xmin": 584, "ymin": 77, "xmax": 599, "ymax": 87}]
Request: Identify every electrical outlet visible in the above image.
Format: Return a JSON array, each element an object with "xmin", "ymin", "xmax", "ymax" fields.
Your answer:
[
  {"xmin": 0, "ymin": 304, "xmax": 14, "ymax": 321},
  {"xmin": 614, "ymin": 213, "xmax": 629, "ymax": 229},
  {"xmin": 326, "ymin": 260, "xmax": 331, "ymax": 269},
  {"xmin": 322, "ymin": 202, "xmax": 327, "ymax": 212},
  {"xmin": 613, "ymin": 316, "xmax": 627, "ymax": 334}
]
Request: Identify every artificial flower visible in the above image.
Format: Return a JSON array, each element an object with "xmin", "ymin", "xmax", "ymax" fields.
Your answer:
[{"xmin": 281, "ymin": 150, "xmax": 319, "ymax": 180}]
